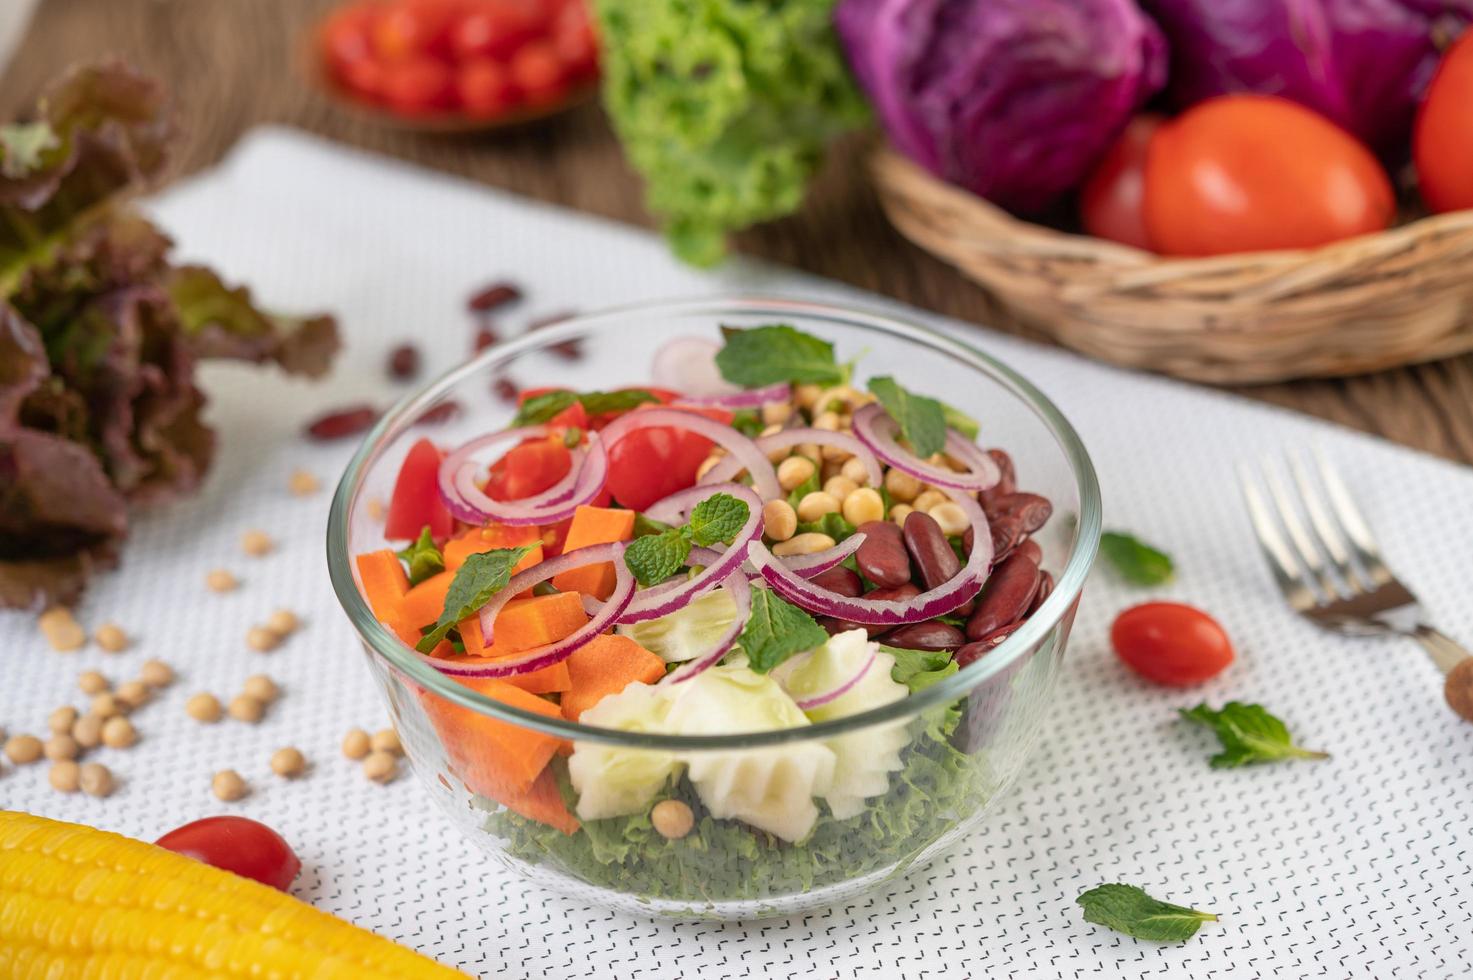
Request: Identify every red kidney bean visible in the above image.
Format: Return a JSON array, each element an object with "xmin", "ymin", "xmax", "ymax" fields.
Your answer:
[
  {"xmin": 473, "ymin": 326, "xmax": 500, "ymax": 353},
  {"xmin": 305, "ymin": 405, "xmax": 378, "ymax": 441},
  {"xmin": 855, "ymin": 520, "xmax": 911, "ymax": 588},
  {"xmin": 810, "ymin": 565, "xmax": 863, "ymax": 598},
  {"xmin": 990, "ymin": 493, "xmax": 1053, "ymax": 534},
  {"xmin": 881, "ymin": 620, "xmax": 965, "ymax": 652},
  {"xmin": 966, "ymin": 553, "xmax": 1041, "ymax": 640},
  {"xmin": 988, "ymin": 514, "xmax": 1023, "ymax": 561},
  {"xmin": 980, "ymin": 449, "xmax": 1016, "ymax": 508},
  {"xmin": 955, "ymin": 624, "xmax": 1020, "ymax": 667},
  {"xmin": 491, "ymin": 376, "xmax": 519, "ymax": 402},
  {"xmin": 387, "ymin": 343, "xmax": 420, "ymax": 380},
  {"xmin": 414, "ymin": 400, "xmax": 462, "ymax": 426},
  {"xmin": 468, "ymin": 282, "xmax": 521, "ymax": 312},
  {"xmin": 903, "ymin": 511, "xmax": 961, "ymax": 591},
  {"xmin": 827, "ymin": 583, "xmax": 922, "ymax": 637},
  {"xmin": 1017, "ymin": 537, "xmax": 1043, "ymax": 564},
  {"xmin": 1027, "ymin": 570, "xmax": 1054, "ymax": 616}
]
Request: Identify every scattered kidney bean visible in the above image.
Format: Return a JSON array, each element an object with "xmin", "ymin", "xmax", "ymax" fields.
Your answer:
[
  {"xmin": 387, "ymin": 343, "xmax": 420, "ymax": 380},
  {"xmin": 414, "ymin": 400, "xmax": 462, "ymax": 426},
  {"xmin": 473, "ymin": 326, "xmax": 500, "ymax": 352},
  {"xmin": 903, "ymin": 511, "xmax": 961, "ymax": 590},
  {"xmin": 1028, "ymin": 570, "xmax": 1054, "ymax": 615},
  {"xmin": 980, "ymin": 449, "xmax": 1016, "ymax": 507},
  {"xmin": 810, "ymin": 565, "xmax": 863, "ymax": 598},
  {"xmin": 882, "ymin": 620, "xmax": 965, "ymax": 651},
  {"xmin": 855, "ymin": 520, "xmax": 911, "ymax": 588},
  {"xmin": 527, "ymin": 311, "xmax": 583, "ymax": 360},
  {"xmin": 1017, "ymin": 537, "xmax": 1043, "ymax": 564},
  {"xmin": 467, "ymin": 281, "xmax": 521, "ymax": 312},
  {"xmin": 988, "ymin": 492, "xmax": 1053, "ymax": 534},
  {"xmin": 955, "ymin": 624, "xmax": 1020, "ymax": 667},
  {"xmin": 966, "ymin": 552, "xmax": 1042, "ymax": 640},
  {"xmin": 491, "ymin": 376, "xmax": 519, "ymax": 402},
  {"xmin": 305, "ymin": 405, "xmax": 378, "ymax": 441}
]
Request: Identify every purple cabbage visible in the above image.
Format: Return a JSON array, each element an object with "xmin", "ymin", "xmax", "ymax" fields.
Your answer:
[
  {"xmin": 1141, "ymin": 0, "xmax": 1473, "ymax": 150},
  {"xmin": 836, "ymin": 0, "xmax": 1168, "ymax": 213}
]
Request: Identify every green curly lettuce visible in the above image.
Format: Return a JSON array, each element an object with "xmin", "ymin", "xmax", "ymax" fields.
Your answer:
[{"xmin": 593, "ymin": 0, "xmax": 869, "ymax": 266}]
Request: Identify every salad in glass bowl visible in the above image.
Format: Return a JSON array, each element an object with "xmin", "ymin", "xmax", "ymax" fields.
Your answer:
[{"xmin": 328, "ymin": 298, "xmax": 1100, "ymax": 918}]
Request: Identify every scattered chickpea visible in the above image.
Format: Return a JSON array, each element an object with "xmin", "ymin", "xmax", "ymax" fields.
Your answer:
[
  {"xmin": 4, "ymin": 734, "xmax": 43, "ymax": 765},
  {"xmin": 839, "ymin": 457, "xmax": 870, "ymax": 486},
  {"xmin": 101, "ymin": 716, "xmax": 137, "ymax": 749},
  {"xmin": 78, "ymin": 670, "xmax": 109, "ymax": 696},
  {"xmin": 370, "ymin": 728, "xmax": 403, "ymax": 757},
  {"xmin": 246, "ymin": 626, "xmax": 281, "ymax": 653},
  {"xmin": 228, "ymin": 694, "xmax": 265, "ymax": 724},
  {"xmin": 242, "ymin": 674, "xmax": 279, "ymax": 703},
  {"xmin": 39, "ymin": 606, "xmax": 87, "ymax": 652},
  {"xmin": 89, "ymin": 693, "xmax": 122, "ymax": 719},
  {"xmin": 212, "ymin": 769, "xmax": 248, "ymax": 801},
  {"xmin": 772, "ymin": 533, "xmax": 836, "ymax": 558},
  {"xmin": 270, "ymin": 747, "xmax": 307, "ymax": 778},
  {"xmin": 288, "ymin": 469, "xmax": 321, "ymax": 496},
  {"xmin": 266, "ymin": 609, "xmax": 299, "ymax": 636},
  {"xmin": 823, "ymin": 475, "xmax": 858, "ymax": 502},
  {"xmin": 241, "ymin": 530, "xmax": 274, "ymax": 557},
  {"xmin": 796, "ymin": 491, "xmax": 840, "ymax": 523},
  {"xmin": 49, "ymin": 760, "xmax": 81, "ymax": 793},
  {"xmin": 776, "ymin": 456, "xmax": 816, "ymax": 493},
  {"xmin": 115, "ymin": 680, "xmax": 149, "ymax": 710},
  {"xmin": 206, "ymin": 568, "xmax": 239, "ymax": 593},
  {"xmin": 44, "ymin": 734, "xmax": 79, "ymax": 761},
  {"xmin": 365, "ymin": 496, "xmax": 387, "ymax": 522},
  {"xmin": 929, "ymin": 501, "xmax": 971, "ymax": 537},
  {"xmin": 760, "ymin": 401, "xmax": 792, "ymax": 426},
  {"xmin": 651, "ymin": 799, "xmax": 695, "ymax": 840},
  {"xmin": 79, "ymin": 762, "xmax": 115, "ymax": 797},
  {"xmin": 762, "ymin": 499, "xmax": 798, "ymax": 542},
  {"xmin": 48, "ymin": 706, "xmax": 78, "ymax": 735},
  {"xmin": 812, "ymin": 410, "xmax": 842, "ymax": 432},
  {"xmin": 94, "ymin": 623, "xmax": 129, "ymax": 653},
  {"xmin": 841, "ymin": 488, "xmax": 886, "ymax": 526},
  {"xmin": 341, "ymin": 728, "xmax": 371, "ymax": 760},
  {"xmin": 793, "ymin": 383, "xmax": 822, "ymax": 410},
  {"xmin": 884, "ymin": 468, "xmax": 922, "ymax": 503},
  {"xmin": 72, "ymin": 714, "xmax": 104, "ymax": 749},
  {"xmin": 362, "ymin": 750, "xmax": 397, "ymax": 783},
  {"xmin": 889, "ymin": 503, "xmax": 915, "ymax": 526},
  {"xmin": 912, "ymin": 489, "xmax": 948, "ymax": 513},
  {"xmin": 186, "ymin": 692, "xmax": 223, "ymax": 723},
  {"xmin": 139, "ymin": 659, "xmax": 174, "ymax": 688}
]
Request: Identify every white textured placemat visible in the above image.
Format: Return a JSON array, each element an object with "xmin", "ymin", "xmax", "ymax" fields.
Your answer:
[{"xmin": 3, "ymin": 128, "xmax": 1470, "ymax": 979}]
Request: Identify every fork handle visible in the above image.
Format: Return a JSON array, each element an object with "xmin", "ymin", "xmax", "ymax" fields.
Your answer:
[{"xmin": 1413, "ymin": 625, "xmax": 1471, "ymax": 676}]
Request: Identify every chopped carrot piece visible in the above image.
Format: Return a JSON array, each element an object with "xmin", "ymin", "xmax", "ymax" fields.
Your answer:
[
  {"xmin": 550, "ymin": 506, "xmax": 637, "ymax": 599},
  {"xmin": 453, "ymin": 611, "xmax": 572, "ymax": 694},
  {"xmin": 483, "ymin": 592, "xmax": 589, "ymax": 656},
  {"xmin": 487, "ymin": 766, "xmax": 580, "ymax": 835},
  {"xmin": 356, "ymin": 550, "xmax": 410, "ymax": 623},
  {"xmin": 560, "ymin": 634, "xmax": 667, "ymax": 720},
  {"xmin": 444, "ymin": 525, "xmax": 543, "ymax": 570},
  {"xmin": 419, "ymin": 676, "xmax": 567, "ymax": 797}
]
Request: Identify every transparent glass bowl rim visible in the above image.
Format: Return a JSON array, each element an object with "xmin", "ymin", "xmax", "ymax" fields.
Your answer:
[{"xmin": 327, "ymin": 296, "xmax": 1102, "ymax": 750}]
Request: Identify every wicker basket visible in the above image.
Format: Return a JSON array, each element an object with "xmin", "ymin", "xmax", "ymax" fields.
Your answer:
[{"xmin": 870, "ymin": 146, "xmax": 1473, "ymax": 385}]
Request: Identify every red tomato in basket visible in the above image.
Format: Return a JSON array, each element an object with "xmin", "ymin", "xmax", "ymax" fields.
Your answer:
[
  {"xmin": 552, "ymin": 1, "xmax": 598, "ymax": 77},
  {"xmin": 156, "ymin": 817, "xmax": 301, "ymax": 892},
  {"xmin": 457, "ymin": 58, "xmax": 517, "ymax": 117},
  {"xmin": 382, "ymin": 56, "xmax": 456, "ymax": 114},
  {"xmin": 1081, "ymin": 115, "xmax": 1161, "ymax": 251},
  {"xmin": 1415, "ymin": 32, "xmax": 1473, "ymax": 214},
  {"xmin": 1111, "ymin": 602, "xmax": 1234, "ymax": 687},
  {"xmin": 320, "ymin": 5, "xmax": 376, "ymax": 71},
  {"xmin": 451, "ymin": 2, "xmax": 537, "ymax": 61},
  {"xmin": 510, "ymin": 40, "xmax": 569, "ymax": 106},
  {"xmin": 385, "ymin": 437, "xmax": 455, "ymax": 541},
  {"xmin": 372, "ymin": 0, "xmax": 459, "ymax": 61},
  {"xmin": 1143, "ymin": 96, "xmax": 1395, "ymax": 256}
]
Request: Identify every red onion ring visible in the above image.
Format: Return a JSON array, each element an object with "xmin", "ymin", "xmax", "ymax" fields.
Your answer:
[
  {"xmin": 699, "ymin": 427, "xmax": 881, "ymax": 489},
  {"xmin": 651, "ymin": 336, "xmax": 739, "ymax": 397},
  {"xmin": 749, "ymin": 488, "xmax": 993, "ymax": 626},
  {"xmin": 742, "ymin": 532, "xmax": 867, "ymax": 583},
  {"xmin": 676, "ymin": 382, "xmax": 790, "ymax": 409},
  {"xmin": 774, "ymin": 644, "xmax": 878, "ymax": 710},
  {"xmin": 659, "ymin": 572, "xmax": 753, "ymax": 685},
  {"xmin": 419, "ymin": 543, "xmax": 633, "ymax": 678},
  {"xmin": 617, "ymin": 482, "xmax": 765, "ymax": 624},
  {"xmin": 600, "ymin": 408, "xmax": 781, "ymax": 502},
  {"xmin": 438, "ymin": 427, "xmax": 608, "ymax": 526},
  {"xmin": 850, "ymin": 403, "xmax": 1000, "ymax": 492}
]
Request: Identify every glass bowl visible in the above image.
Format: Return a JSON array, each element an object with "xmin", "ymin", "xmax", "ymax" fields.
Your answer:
[{"xmin": 327, "ymin": 297, "xmax": 1101, "ymax": 920}]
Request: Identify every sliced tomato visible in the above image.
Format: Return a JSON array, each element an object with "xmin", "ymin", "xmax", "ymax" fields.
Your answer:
[
  {"xmin": 547, "ymin": 400, "xmax": 588, "ymax": 431},
  {"xmin": 604, "ymin": 404, "xmax": 732, "ymax": 512},
  {"xmin": 485, "ymin": 437, "xmax": 573, "ymax": 502},
  {"xmin": 385, "ymin": 437, "xmax": 454, "ymax": 541}
]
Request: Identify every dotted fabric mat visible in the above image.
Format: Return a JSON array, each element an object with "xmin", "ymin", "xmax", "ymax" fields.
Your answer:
[{"xmin": 2, "ymin": 128, "xmax": 1470, "ymax": 979}]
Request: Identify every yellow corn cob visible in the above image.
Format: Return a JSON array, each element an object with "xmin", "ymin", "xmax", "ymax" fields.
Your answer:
[{"xmin": 0, "ymin": 810, "xmax": 466, "ymax": 979}]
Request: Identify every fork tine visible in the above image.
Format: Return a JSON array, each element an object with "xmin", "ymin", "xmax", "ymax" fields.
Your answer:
[
  {"xmin": 1288, "ymin": 452, "xmax": 1369, "ymax": 594},
  {"xmin": 1261, "ymin": 460, "xmax": 1342, "ymax": 600},
  {"xmin": 1311, "ymin": 447, "xmax": 1393, "ymax": 586},
  {"xmin": 1236, "ymin": 463, "xmax": 1317, "ymax": 610}
]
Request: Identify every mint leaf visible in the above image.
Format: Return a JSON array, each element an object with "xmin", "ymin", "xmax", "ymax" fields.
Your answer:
[
  {"xmin": 883, "ymin": 645, "xmax": 958, "ymax": 693},
  {"xmin": 1180, "ymin": 702, "xmax": 1328, "ymax": 768},
  {"xmin": 715, "ymin": 324, "xmax": 846, "ymax": 387},
  {"xmin": 579, "ymin": 389, "xmax": 660, "ymax": 416},
  {"xmin": 740, "ymin": 589, "xmax": 829, "ymax": 673},
  {"xmin": 1077, "ymin": 884, "xmax": 1217, "ymax": 942},
  {"xmin": 869, "ymin": 376, "xmax": 947, "ymax": 459},
  {"xmin": 416, "ymin": 547, "xmax": 534, "ymax": 653},
  {"xmin": 941, "ymin": 402, "xmax": 979, "ymax": 440},
  {"xmin": 396, "ymin": 526, "xmax": 445, "ymax": 587},
  {"xmin": 623, "ymin": 529, "xmax": 691, "ymax": 586},
  {"xmin": 512, "ymin": 388, "xmax": 659, "ymax": 426},
  {"xmin": 688, "ymin": 492, "xmax": 750, "ymax": 547},
  {"xmin": 796, "ymin": 512, "xmax": 856, "ymax": 541},
  {"xmin": 1101, "ymin": 531, "xmax": 1174, "ymax": 585},
  {"xmin": 512, "ymin": 389, "xmax": 578, "ymax": 426}
]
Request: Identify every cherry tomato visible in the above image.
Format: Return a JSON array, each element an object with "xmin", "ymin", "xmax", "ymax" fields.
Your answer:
[
  {"xmin": 371, "ymin": 0, "xmax": 458, "ymax": 61},
  {"xmin": 451, "ymin": 4, "xmax": 533, "ymax": 61},
  {"xmin": 485, "ymin": 437, "xmax": 572, "ymax": 501},
  {"xmin": 385, "ymin": 437, "xmax": 454, "ymax": 541},
  {"xmin": 1143, "ymin": 95, "xmax": 1395, "ymax": 256},
  {"xmin": 1081, "ymin": 115, "xmax": 1161, "ymax": 251},
  {"xmin": 340, "ymin": 58, "xmax": 389, "ymax": 101},
  {"xmin": 1111, "ymin": 602, "xmax": 1234, "ymax": 687},
  {"xmin": 604, "ymin": 405, "xmax": 730, "ymax": 512},
  {"xmin": 552, "ymin": 2, "xmax": 598, "ymax": 77},
  {"xmin": 457, "ymin": 58, "xmax": 518, "ymax": 117},
  {"xmin": 382, "ymin": 56, "xmax": 456, "ymax": 114},
  {"xmin": 320, "ymin": 5, "xmax": 376, "ymax": 71},
  {"xmin": 509, "ymin": 40, "xmax": 568, "ymax": 106},
  {"xmin": 156, "ymin": 817, "xmax": 301, "ymax": 891},
  {"xmin": 1415, "ymin": 32, "xmax": 1473, "ymax": 214}
]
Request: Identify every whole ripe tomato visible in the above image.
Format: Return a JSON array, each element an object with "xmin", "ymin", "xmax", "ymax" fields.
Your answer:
[
  {"xmin": 510, "ymin": 40, "xmax": 568, "ymax": 106},
  {"xmin": 1080, "ymin": 115, "xmax": 1161, "ymax": 251},
  {"xmin": 1415, "ymin": 32, "xmax": 1473, "ymax": 214},
  {"xmin": 371, "ymin": 0, "xmax": 458, "ymax": 61},
  {"xmin": 457, "ymin": 58, "xmax": 516, "ymax": 117},
  {"xmin": 381, "ymin": 56, "xmax": 456, "ymax": 114},
  {"xmin": 1111, "ymin": 602, "xmax": 1234, "ymax": 687},
  {"xmin": 320, "ymin": 5, "xmax": 375, "ymax": 72},
  {"xmin": 1144, "ymin": 95, "xmax": 1395, "ymax": 256},
  {"xmin": 156, "ymin": 817, "xmax": 301, "ymax": 891}
]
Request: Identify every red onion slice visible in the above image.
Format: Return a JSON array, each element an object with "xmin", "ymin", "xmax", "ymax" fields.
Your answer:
[
  {"xmin": 659, "ymin": 573, "xmax": 753, "ymax": 685},
  {"xmin": 438, "ymin": 427, "xmax": 608, "ymax": 526},
  {"xmin": 850, "ymin": 403, "xmax": 1000, "ymax": 492},
  {"xmin": 774, "ymin": 645, "xmax": 878, "ymax": 710},
  {"xmin": 743, "ymin": 532, "xmax": 867, "ymax": 582},
  {"xmin": 420, "ymin": 543, "xmax": 634, "ymax": 678},
  {"xmin": 651, "ymin": 336, "xmax": 739, "ymax": 397},
  {"xmin": 699, "ymin": 427, "xmax": 881, "ymax": 489},
  {"xmin": 676, "ymin": 382, "xmax": 790, "ymax": 409},
  {"xmin": 749, "ymin": 488, "xmax": 993, "ymax": 626},
  {"xmin": 600, "ymin": 408, "xmax": 781, "ymax": 502}
]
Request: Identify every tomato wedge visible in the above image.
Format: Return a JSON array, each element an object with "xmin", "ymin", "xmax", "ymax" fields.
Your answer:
[{"xmin": 385, "ymin": 437, "xmax": 454, "ymax": 541}]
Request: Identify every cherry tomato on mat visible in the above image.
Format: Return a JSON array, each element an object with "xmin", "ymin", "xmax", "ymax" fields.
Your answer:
[
  {"xmin": 1111, "ymin": 601, "xmax": 1234, "ymax": 686},
  {"xmin": 1081, "ymin": 115, "xmax": 1161, "ymax": 251},
  {"xmin": 1415, "ymin": 32, "xmax": 1473, "ymax": 214},
  {"xmin": 156, "ymin": 816, "xmax": 301, "ymax": 891}
]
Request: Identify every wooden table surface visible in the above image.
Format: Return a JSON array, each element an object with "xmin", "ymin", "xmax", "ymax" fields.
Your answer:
[{"xmin": 7, "ymin": 0, "xmax": 1473, "ymax": 465}]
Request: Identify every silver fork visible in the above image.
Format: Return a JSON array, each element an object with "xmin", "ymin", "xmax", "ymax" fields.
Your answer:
[{"xmin": 1238, "ymin": 448, "xmax": 1470, "ymax": 715}]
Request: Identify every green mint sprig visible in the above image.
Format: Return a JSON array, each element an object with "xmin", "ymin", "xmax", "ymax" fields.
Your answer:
[
  {"xmin": 869, "ymin": 376, "xmax": 947, "ymax": 459},
  {"xmin": 715, "ymin": 324, "xmax": 848, "ymax": 387},
  {"xmin": 739, "ymin": 588, "xmax": 829, "ymax": 674},
  {"xmin": 623, "ymin": 492, "xmax": 750, "ymax": 586},
  {"xmin": 1100, "ymin": 531, "xmax": 1175, "ymax": 585},
  {"xmin": 396, "ymin": 526, "xmax": 444, "ymax": 587},
  {"xmin": 1179, "ymin": 702, "xmax": 1329, "ymax": 769},
  {"xmin": 513, "ymin": 388, "xmax": 660, "ymax": 426},
  {"xmin": 1076, "ymin": 884, "xmax": 1217, "ymax": 942},
  {"xmin": 416, "ymin": 546, "xmax": 534, "ymax": 653}
]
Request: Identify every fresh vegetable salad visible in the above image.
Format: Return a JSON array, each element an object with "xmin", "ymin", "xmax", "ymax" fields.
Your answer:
[{"xmin": 354, "ymin": 324, "xmax": 1058, "ymax": 903}]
